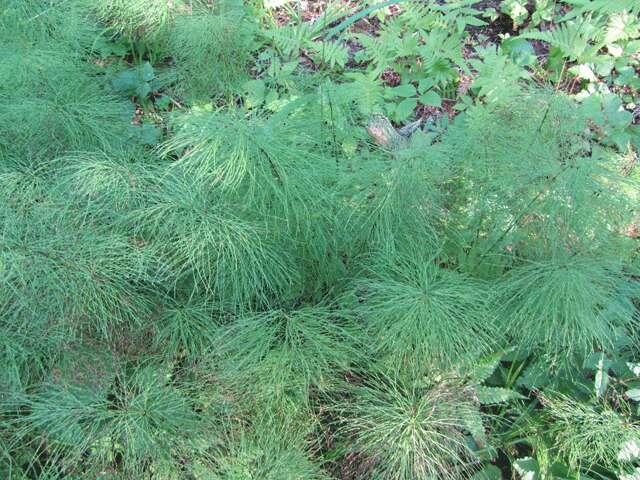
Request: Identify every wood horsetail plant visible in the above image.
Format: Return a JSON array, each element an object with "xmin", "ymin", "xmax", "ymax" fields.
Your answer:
[{"xmin": 1, "ymin": 0, "xmax": 639, "ymax": 478}]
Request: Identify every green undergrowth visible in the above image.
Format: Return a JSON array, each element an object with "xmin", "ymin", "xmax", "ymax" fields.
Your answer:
[{"xmin": 1, "ymin": 0, "xmax": 640, "ymax": 479}]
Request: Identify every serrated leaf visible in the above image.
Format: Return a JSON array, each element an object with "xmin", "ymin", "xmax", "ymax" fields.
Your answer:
[
  {"xmin": 476, "ymin": 386, "xmax": 525, "ymax": 405},
  {"xmin": 419, "ymin": 91, "xmax": 442, "ymax": 107},
  {"xmin": 461, "ymin": 407, "xmax": 487, "ymax": 448},
  {"xmin": 626, "ymin": 389, "xmax": 640, "ymax": 401},
  {"xmin": 619, "ymin": 439, "xmax": 640, "ymax": 462},
  {"xmin": 387, "ymin": 84, "xmax": 417, "ymax": 98},
  {"xmin": 418, "ymin": 78, "xmax": 434, "ymax": 94},
  {"xmin": 394, "ymin": 98, "xmax": 417, "ymax": 122},
  {"xmin": 514, "ymin": 457, "xmax": 539, "ymax": 480},
  {"xmin": 469, "ymin": 351, "xmax": 505, "ymax": 384}
]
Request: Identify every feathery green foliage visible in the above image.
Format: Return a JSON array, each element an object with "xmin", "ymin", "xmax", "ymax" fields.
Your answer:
[
  {"xmin": 543, "ymin": 392, "xmax": 640, "ymax": 471},
  {"xmin": 131, "ymin": 172, "xmax": 295, "ymax": 308},
  {"xmin": 495, "ymin": 255, "xmax": 639, "ymax": 359},
  {"xmin": 334, "ymin": 371, "xmax": 479, "ymax": 480},
  {"xmin": 6, "ymin": 365, "xmax": 209, "ymax": 478},
  {"xmin": 169, "ymin": 2, "xmax": 257, "ymax": 102},
  {"xmin": 94, "ymin": 0, "xmax": 175, "ymax": 41},
  {"xmin": 352, "ymin": 250, "xmax": 495, "ymax": 367},
  {"xmin": 215, "ymin": 304, "xmax": 359, "ymax": 399},
  {"xmin": 1, "ymin": 0, "xmax": 639, "ymax": 478}
]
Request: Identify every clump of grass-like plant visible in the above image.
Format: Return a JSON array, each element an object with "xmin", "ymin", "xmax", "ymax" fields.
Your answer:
[
  {"xmin": 213, "ymin": 421, "xmax": 329, "ymax": 480},
  {"xmin": 494, "ymin": 253, "xmax": 639, "ymax": 360},
  {"xmin": 214, "ymin": 304, "xmax": 360, "ymax": 404},
  {"xmin": 5, "ymin": 365, "xmax": 211, "ymax": 478},
  {"xmin": 542, "ymin": 392, "xmax": 640, "ymax": 473},
  {"xmin": 94, "ymin": 0, "xmax": 175, "ymax": 42},
  {"xmin": 130, "ymin": 171, "xmax": 296, "ymax": 309},
  {"xmin": 334, "ymin": 370, "xmax": 480, "ymax": 480},
  {"xmin": 352, "ymin": 249, "xmax": 496, "ymax": 367},
  {"xmin": 169, "ymin": 2, "xmax": 257, "ymax": 102}
]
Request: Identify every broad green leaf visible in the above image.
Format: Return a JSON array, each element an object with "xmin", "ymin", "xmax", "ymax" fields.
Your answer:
[
  {"xmin": 619, "ymin": 439, "xmax": 640, "ymax": 462},
  {"xmin": 418, "ymin": 78, "xmax": 434, "ymax": 94},
  {"xmin": 135, "ymin": 82, "xmax": 151, "ymax": 99},
  {"xmin": 387, "ymin": 84, "xmax": 417, "ymax": 98},
  {"xmin": 419, "ymin": 91, "xmax": 442, "ymax": 107},
  {"xmin": 243, "ymin": 79, "xmax": 266, "ymax": 109},
  {"xmin": 514, "ymin": 457, "xmax": 539, "ymax": 480},
  {"xmin": 626, "ymin": 389, "xmax": 640, "ymax": 401},
  {"xmin": 502, "ymin": 38, "xmax": 534, "ymax": 56},
  {"xmin": 127, "ymin": 123, "xmax": 161, "ymax": 146},
  {"xmin": 139, "ymin": 62, "xmax": 155, "ymax": 82},
  {"xmin": 569, "ymin": 64, "xmax": 598, "ymax": 82},
  {"xmin": 110, "ymin": 69, "xmax": 138, "ymax": 94},
  {"xmin": 476, "ymin": 386, "xmax": 525, "ymax": 405},
  {"xmin": 154, "ymin": 95, "xmax": 171, "ymax": 110},
  {"xmin": 110, "ymin": 63, "xmax": 155, "ymax": 99},
  {"xmin": 471, "ymin": 464, "xmax": 502, "ymax": 480},
  {"xmin": 394, "ymin": 97, "xmax": 417, "ymax": 122}
]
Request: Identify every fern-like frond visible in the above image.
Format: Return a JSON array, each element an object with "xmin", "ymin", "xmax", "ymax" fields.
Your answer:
[{"xmin": 519, "ymin": 17, "xmax": 605, "ymax": 62}]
